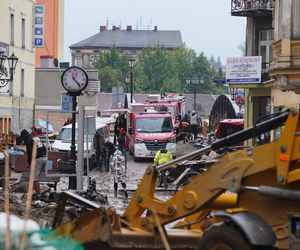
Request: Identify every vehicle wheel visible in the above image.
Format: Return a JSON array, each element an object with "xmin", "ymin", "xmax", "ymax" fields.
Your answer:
[{"xmin": 197, "ymin": 223, "xmax": 251, "ymax": 250}]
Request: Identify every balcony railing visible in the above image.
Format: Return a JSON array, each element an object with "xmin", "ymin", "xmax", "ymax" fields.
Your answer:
[{"xmin": 231, "ymin": 0, "xmax": 273, "ymax": 17}]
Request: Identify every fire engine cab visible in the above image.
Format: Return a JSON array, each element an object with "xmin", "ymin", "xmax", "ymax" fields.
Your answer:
[
  {"xmin": 128, "ymin": 103, "xmax": 176, "ymax": 161},
  {"xmin": 144, "ymin": 94, "xmax": 186, "ymax": 135}
]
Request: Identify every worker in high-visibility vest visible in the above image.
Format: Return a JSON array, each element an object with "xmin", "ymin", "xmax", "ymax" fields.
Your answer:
[{"xmin": 154, "ymin": 148, "xmax": 173, "ymax": 188}]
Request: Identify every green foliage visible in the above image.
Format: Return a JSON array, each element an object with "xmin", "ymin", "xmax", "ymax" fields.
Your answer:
[{"xmin": 93, "ymin": 45, "xmax": 226, "ymax": 94}]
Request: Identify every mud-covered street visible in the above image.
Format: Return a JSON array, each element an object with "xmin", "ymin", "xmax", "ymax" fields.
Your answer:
[
  {"xmin": 57, "ymin": 140, "xmax": 196, "ymax": 215},
  {"xmin": 0, "ymin": 140, "xmax": 196, "ymax": 227}
]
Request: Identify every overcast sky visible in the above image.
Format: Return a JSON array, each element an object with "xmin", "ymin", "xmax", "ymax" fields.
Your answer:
[{"xmin": 64, "ymin": 0, "xmax": 246, "ymax": 64}]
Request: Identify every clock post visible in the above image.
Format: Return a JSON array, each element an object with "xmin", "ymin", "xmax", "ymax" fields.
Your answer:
[
  {"xmin": 61, "ymin": 66, "xmax": 89, "ymax": 189},
  {"xmin": 68, "ymin": 93, "xmax": 78, "ymax": 189}
]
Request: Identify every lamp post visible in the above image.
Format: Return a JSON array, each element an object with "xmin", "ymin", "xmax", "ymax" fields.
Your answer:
[
  {"xmin": 125, "ymin": 74, "xmax": 130, "ymax": 93},
  {"xmin": 128, "ymin": 57, "xmax": 135, "ymax": 103},
  {"xmin": 186, "ymin": 76, "xmax": 201, "ymax": 111},
  {"xmin": 0, "ymin": 51, "xmax": 19, "ymax": 88}
]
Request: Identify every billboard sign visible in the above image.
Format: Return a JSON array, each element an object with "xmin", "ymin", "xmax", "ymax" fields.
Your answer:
[
  {"xmin": 33, "ymin": 4, "xmax": 45, "ymax": 48},
  {"xmin": 226, "ymin": 56, "xmax": 262, "ymax": 84}
]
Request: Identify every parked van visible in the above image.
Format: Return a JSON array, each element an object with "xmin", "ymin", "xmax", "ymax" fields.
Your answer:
[
  {"xmin": 129, "ymin": 111, "xmax": 176, "ymax": 161},
  {"xmin": 51, "ymin": 120, "xmax": 110, "ymax": 165}
]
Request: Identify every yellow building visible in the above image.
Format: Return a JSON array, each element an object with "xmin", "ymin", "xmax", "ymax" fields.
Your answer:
[
  {"xmin": 0, "ymin": 0, "xmax": 35, "ymax": 134},
  {"xmin": 230, "ymin": 0, "xmax": 300, "ymax": 134}
]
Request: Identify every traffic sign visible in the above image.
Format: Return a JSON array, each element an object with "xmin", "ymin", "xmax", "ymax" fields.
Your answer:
[
  {"xmin": 34, "ymin": 38, "xmax": 43, "ymax": 47},
  {"xmin": 213, "ymin": 78, "xmax": 226, "ymax": 84}
]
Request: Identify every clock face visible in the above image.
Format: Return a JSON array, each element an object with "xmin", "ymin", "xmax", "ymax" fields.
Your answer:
[{"xmin": 61, "ymin": 66, "xmax": 88, "ymax": 93}]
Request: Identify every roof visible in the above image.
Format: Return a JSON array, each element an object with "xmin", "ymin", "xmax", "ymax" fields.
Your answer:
[
  {"xmin": 70, "ymin": 30, "xmax": 183, "ymax": 49},
  {"xmin": 184, "ymin": 93, "xmax": 219, "ymax": 117}
]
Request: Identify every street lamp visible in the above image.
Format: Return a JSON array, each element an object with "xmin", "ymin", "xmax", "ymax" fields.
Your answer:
[
  {"xmin": 125, "ymin": 74, "xmax": 130, "ymax": 93},
  {"xmin": 128, "ymin": 57, "xmax": 135, "ymax": 103},
  {"xmin": 186, "ymin": 76, "xmax": 201, "ymax": 111},
  {"xmin": 0, "ymin": 51, "xmax": 19, "ymax": 88}
]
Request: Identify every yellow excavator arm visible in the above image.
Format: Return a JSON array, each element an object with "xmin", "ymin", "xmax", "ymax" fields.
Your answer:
[
  {"xmin": 123, "ymin": 109, "xmax": 300, "ymax": 232},
  {"xmin": 55, "ymin": 109, "xmax": 300, "ymax": 249}
]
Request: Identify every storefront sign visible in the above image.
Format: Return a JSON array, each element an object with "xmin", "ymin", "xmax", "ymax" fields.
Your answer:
[{"xmin": 226, "ymin": 56, "xmax": 262, "ymax": 84}]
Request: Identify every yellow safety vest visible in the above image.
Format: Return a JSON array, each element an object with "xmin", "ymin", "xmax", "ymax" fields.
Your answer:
[{"xmin": 154, "ymin": 150, "xmax": 173, "ymax": 166}]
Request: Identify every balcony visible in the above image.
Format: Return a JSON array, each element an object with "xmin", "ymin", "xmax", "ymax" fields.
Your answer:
[
  {"xmin": 231, "ymin": 0, "xmax": 273, "ymax": 17},
  {"xmin": 269, "ymin": 39, "xmax": 300, "ymax": 93}
]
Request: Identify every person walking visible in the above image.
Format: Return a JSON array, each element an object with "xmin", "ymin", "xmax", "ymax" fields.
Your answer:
[
  {"xmin": 202, "ymin": 120, "xmax": 209, "ymax": 137},
  {"xmin": 190, "ymin": 111, "xmax": 202, "ymax": 141},
  {"xmin": 20, "ymin": 129, "xmax": 47, "ymax": 195},
  {"xmin": 117, "ymin": 128, "xmax": 127, "ymax": 168},
  {"xmin": 31, "ymin": 126, "xmax": 39, "ymax": 137},
  {"xmin": 113, "ymin": 114, "xmax": 120, "ymax": 145},
  {"xmin": 105, "ymin": 141, "xmax": 128, "ymax": 198},
  {"xmin": 154, "ymin": 148, "xmax": 173, "ymax": 189},
  {"xmin": 93, "ymin": 129, "xmax": 105, "ymax": 172},
  {"xmin": 180, "ymin": 114, "xmax": 190, "ymax": 144}
]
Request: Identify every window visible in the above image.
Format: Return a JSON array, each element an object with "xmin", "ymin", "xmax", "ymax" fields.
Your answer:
[
  {"xmin": 21, "ymin": 18, "xmax": 25, "ymax": 48},
  {"xmin": 259, "ymin": 29, "xmax": 273, "ymax": 63},
  {"xmin": 20, "ymin": 69, "xmax": 24, "ymax": 96},
  {"xmin": 10, "ymin": 14, "xmax": 15, "ymax": 45},
  {"xmin": 90, "ymin": 55, "xmax": 99, "ymax": 67},
  {"xmin": 136, "ymin": 117, "xmax": 173, "ymax": 133},
  {"xmin": 75, "ymin": 56, "xmax": 82, "ymax": 67}
]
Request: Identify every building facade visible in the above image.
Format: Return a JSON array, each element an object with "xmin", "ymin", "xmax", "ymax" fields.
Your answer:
[
  {"xmin": 0, "ymin": 0, "xmax": 35, "ymax": 134},
  {"xmin": 230, "ymin": 0, "xmax": 300, "ymax": 132},
  {"xmin": 69, "ymin": 25, "xmax": 183, "ymax": 69},
  {"xmin": 35, "ymin": 67, "xmax": 100, "ymax": 131},
  {"xmin": 35, "ymin": 0, "xmax": 65, "ymax": 68}
]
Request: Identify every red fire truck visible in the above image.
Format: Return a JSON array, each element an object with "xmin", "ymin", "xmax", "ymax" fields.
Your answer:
[
  {"xmin": 144, "ymin": 94, "xmax": 186, "ymax": 135},
  {"xmin": 128, "ymin": 105, "xmax": 176, "ymax": 161}
]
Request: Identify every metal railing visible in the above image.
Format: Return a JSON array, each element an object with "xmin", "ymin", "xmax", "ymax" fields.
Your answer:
[{"xmin": 231, "ymin": 0, "xmax": 273, "ymax": 14}]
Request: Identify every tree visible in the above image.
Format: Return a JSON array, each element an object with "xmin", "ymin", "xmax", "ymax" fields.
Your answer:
[
  {"xmin": 92, "ymin": 45, "xmax": 226, "ymax": 95},
  {"xmin": 93, "ymin": 46, "xmax": 130, "ymax": 91}
]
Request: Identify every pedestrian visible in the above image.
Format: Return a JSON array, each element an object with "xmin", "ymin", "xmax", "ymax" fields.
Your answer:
[
  {"xmin": 180, "ymin": 114, "xmax": 190, "ymax": 144},
  {"xmin": 93, "ymin": 129, "xmax": 105, "ymax": 171},
  {"xmin": 20, "ymin": 129, "xmax": 47, "ymax": 195},
  {"xmin": 113, "ymin": 113, "xmax": 120, "ymax": 145},
  {"xmin": 118, "ymin": 113, "xmax": 127, "ymax": 131},
  {"xmin": 117, "ymin": 128, "xmax": 127, "ymax": 168},
  {"xmin": 31, "ymin": 126, "xmax": 39, "ymax": 137},
  {"xmin": 154, "ymin": 148, "xmax": 173, "ymax": 189},
  {"xmin": 202, "ymin": 121, "xmax": 209, "ymax": 137},
  {"xmin": 105, "ymin": 141, "xmax": 128, "ymax": 198},
  {"xmin": 190, "ymin": 111, "xmax": 202, "ymax": 141}
]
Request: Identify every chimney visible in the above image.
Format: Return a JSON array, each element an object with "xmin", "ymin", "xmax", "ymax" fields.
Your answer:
[
  {"xmin": 40, "ymin": 56, "xmax": 55, "ymax": 68},
  {"xmin": 112, "ymin": 25, "xmax": 117, "ymax": 30},
  {"xmin": 127, "ymin": 25, "xmax": 132, "ymax": 31},
  {"xmin": 154, "ymin": 26, "xmax": 158, "ymax": 31},
  {"xmin": 100, "ymin": 25, "xmax": 106, "ymax": 32}
]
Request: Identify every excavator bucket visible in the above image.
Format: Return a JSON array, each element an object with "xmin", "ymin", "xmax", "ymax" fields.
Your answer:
[{"xmin": 54, "ymin": 191, "xmax": 201, "ymax": 249}]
